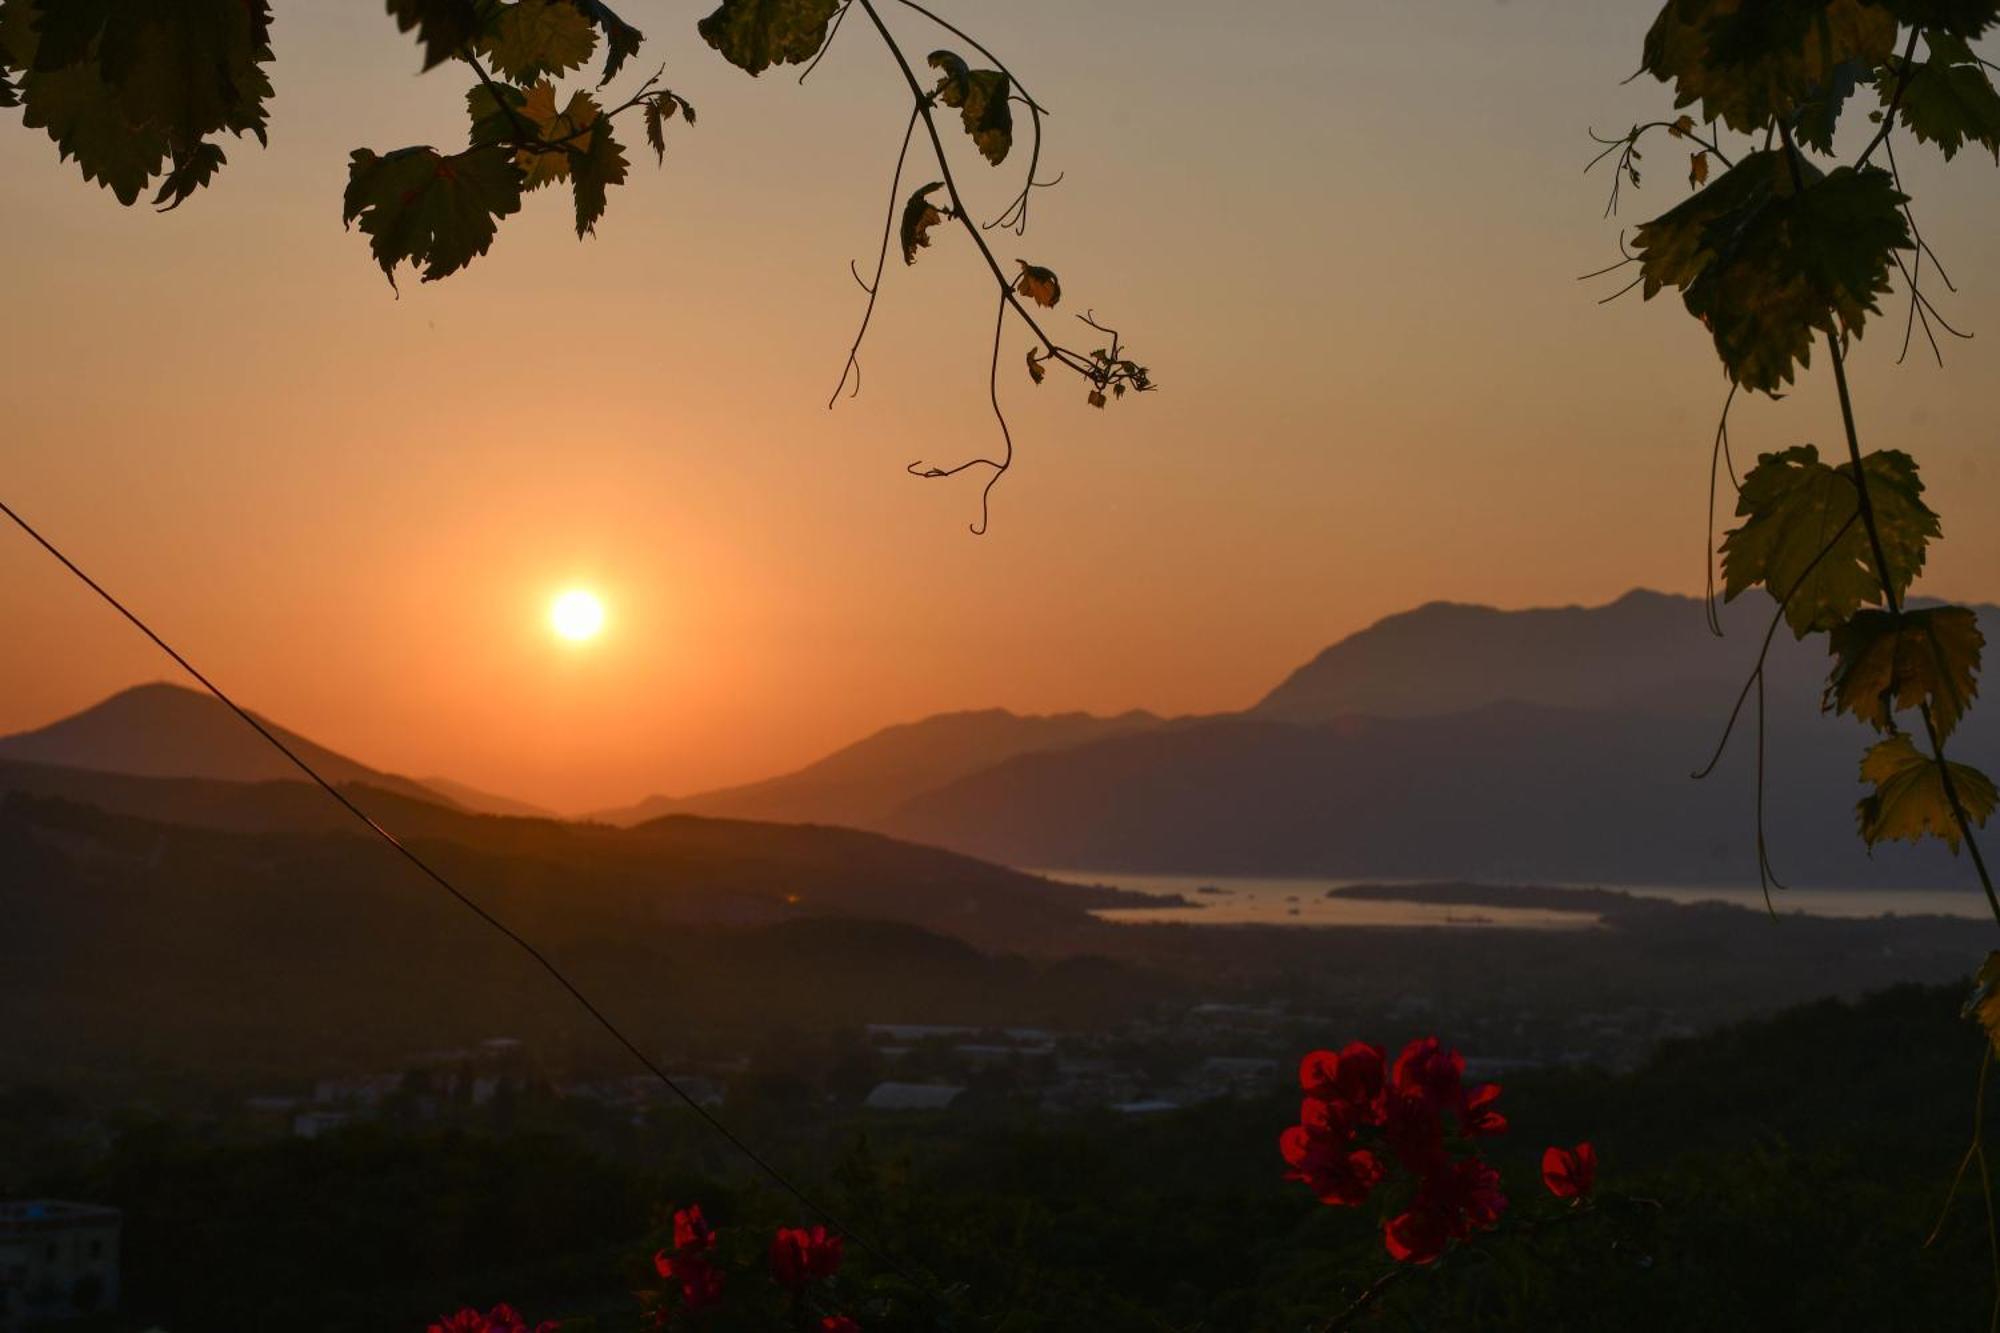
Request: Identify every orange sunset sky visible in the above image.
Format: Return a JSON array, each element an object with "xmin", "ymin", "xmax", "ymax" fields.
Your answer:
[{"xmin": 3, "ymin": 0, "xmax": 1997, "ymax": 812}]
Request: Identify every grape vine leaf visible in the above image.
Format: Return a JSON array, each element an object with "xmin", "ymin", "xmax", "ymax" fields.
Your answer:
[
  {"xmin": 478, "ymin": 0, "xmax": 597, "ymax": 83},
  {"xmin": 0, "ymin": 0, "xmax": 273, "ymax": 207},
  {"xmin": 154, "ymin": 140, "xmax": 228, "ymax": 212},
  {"xmin": 642, "ymin": 91, "xmax": 694, "ymax": 164},
  {"xmin": 573, "ymin": 0, "xmax": 642, "ymax": 85},
  {"xmin": 343, "ymin": 145, "xmax": 526, "ymax": 288},
  {"xmin": 1966, "ymin": 951, "xmax": 2000, "ymax": 1057},
  {"xmin": 1633, "ymin": 152, "xmax": 1911, "ymax": 393},
  {"xmin": 1642, "ymin": 0, "xmax": 1898, "ymax": 133},
  {"xmin": 929, "ymin": 50, "xmax": 1013, "ymax": 166},
  {"xmin": 1689, "ymin": 150, "xmax": 1711, "ymax": 185},
  {"xmin": 1877, "ymin": 0, "xmax": 2000, "ymax": 38},
  {"xmin": 1889, "ymin": 31, "xmax": 2000, "ymax": 162},
  {"xmin": 1794, "ymin": 57, "xmax": 1874, "ymax": 154},
  {"xmin": 698, "ymin": 0, "xmax": 840, "ymax": 77},
  {"xmin": 0, "ymin": 66, "xmax": 15, "ymax": 107},
  {"xmin": 1014, "ymin": 261, "xmax": 1061, "ymax": 308},
  {"xmin": 571, "ymin": 108, "xmax": 627, "ymax": 236},
  {"xmin": 388, "ymin": 0, "xmax": 484, "ymax": 71},
  {"xmin": 901, "ymin": 181, "xmax": 947, "ymax": 265},
  {"xmin": 1720, "ymin": 445, "xmax": 1939, "ymax": 636},
  {"xmin": 1856, "ymin": 734, "xmax": 1997, "ymax": 852},
  {"xmin": 1827, "ymin": 606, "xmax": 1984, "ymax": 740},
  {"xmin": 1026, "ymin": 348, "xmax": 1047, "ymax": 384}
]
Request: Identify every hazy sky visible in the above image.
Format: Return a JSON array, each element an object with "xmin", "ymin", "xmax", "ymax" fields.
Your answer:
[{"xmin": 3, "ymin": 0, "xmax": 1996, "ymax": 810}]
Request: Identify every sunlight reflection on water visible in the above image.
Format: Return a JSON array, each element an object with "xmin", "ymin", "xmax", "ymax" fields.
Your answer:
[{"xmin": 1042, "ymin": 870, "xmax": 1990, "ymax": 929}]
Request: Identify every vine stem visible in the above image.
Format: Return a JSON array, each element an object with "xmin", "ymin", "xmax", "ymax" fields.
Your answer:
[
  {"xmin": 1772, "ymin": 121, "xmax": 2000, "ymax": 929},
  {"xmin": 850, "ymin": 0, "xmax": 1090, "ymax": 376},
  {"xmin": 1821, "ymin": 323, "xmax": 2000, "ymax": 926}
]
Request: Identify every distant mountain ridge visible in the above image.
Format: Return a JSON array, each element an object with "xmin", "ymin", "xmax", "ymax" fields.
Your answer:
[
  {"xmin": 589, "ymin": 707, "xmax": 1164, "ymax": 828},
  {"xmin": 0, "ymin": 683, "xmax": 452, "ymax": 807},
  {"xmin": 9, "ymin": 590, "xmax": 1997, "ymax": 890}
]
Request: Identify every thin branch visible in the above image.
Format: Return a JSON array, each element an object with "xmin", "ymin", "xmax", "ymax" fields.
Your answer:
[
  {"xmin": 829, "ymin": 105, "xmax": 922, "ymax": 408},
  {"xmin": 1705, "ymin": 381, "xmax": 1741, "ymax": 637},
  {"xmin": 1855, "ymin": 27, "xmax": 1924, "ymax": 171}
]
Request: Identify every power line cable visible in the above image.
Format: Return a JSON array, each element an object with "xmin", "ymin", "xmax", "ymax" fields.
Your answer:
[{"xmin": 0, "ymin": 494, "xmax": 954, "ymax": 1308}]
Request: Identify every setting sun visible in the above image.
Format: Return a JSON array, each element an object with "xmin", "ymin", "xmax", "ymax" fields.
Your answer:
[{"xmin": 550, "ymin": 589, "xmax": 606, "ymax": 642}]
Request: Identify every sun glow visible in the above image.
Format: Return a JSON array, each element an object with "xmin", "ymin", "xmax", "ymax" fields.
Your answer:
[{"xmin": 550, "ymin": 589, "xmax": 606, "ymax": 642}]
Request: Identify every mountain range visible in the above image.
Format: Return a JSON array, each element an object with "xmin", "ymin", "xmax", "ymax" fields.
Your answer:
[{"xmin": 3, "ymin": 589, "xmax": 1994, "ymax": 889}]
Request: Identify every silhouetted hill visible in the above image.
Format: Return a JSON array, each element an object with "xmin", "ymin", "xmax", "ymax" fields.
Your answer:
[
  {"xmin": 0, "ymin": 790, "xmax": 1185, "ymax": 1080},
  {"xmin": 1253, "ymin": 589, "xmax": 1999, "ymax": 722},
  {"xmin": 0, "ymin": 760, "xmax": 1160, "ymax": 949},
  {"xmin": 590, "ymin": 707, "xmax": 1163, "ymax": 827},
  {"xmin": 883, "ymin": 697, "xmax": 1999, "ymax": 887},
  {"xmin": 0, "ymin": 683, "xmax": 452, "ymax": 807}
]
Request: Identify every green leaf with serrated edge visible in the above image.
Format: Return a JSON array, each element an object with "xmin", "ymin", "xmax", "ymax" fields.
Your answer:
[
  {"xmin": 1888, "ymin": 31, "xmax": 2000, "ymax": 162},
  {"xmin": 152, "ymin": 140, "xmax": 226, "ymax": 212},
  {"xmin": 1857, "ymin": 734, "xmax": 1997, "ymax": 852},
  {"xmin": 0, "ymin": 0, "xmax": 272, "ymax": 206},
  {"xmin": 573, "ymin": 0, "xmax": 640, "ymax": 84},
  {"xmin": 343, "ymin": 144, "xmax": 525, "ymax": 289},
  {"xmin": 0, "ymin": 67, "xmax": 18, "ymax": 109},
  {"xmin": 900, "ymin": 181, "xmax": 947, "ymax": 265},
  {"xmin": 571, "ymin": 109, "xmax": 626, "ymax": 237},
  {"xmin": 1633, "ymin": 153, "xmax": 1910, "ymax": 393},
  {"xmin": 928, "ymin": 50, "xmax": 1012, "ymax": 165},
  {"xmin": 1720, "ymin": 445, "xmax": 1939, "ymax": 637},
  {"xmin": 698, "ymin": 0, "xmax": 839, "ymax": 76},
  {"xmin": 1966, "ymin": 952, "xmax": 2000, "ymax": 1057},
  {"xmin": 465, "ymin": 80, "xmax": 527, "ymax": 146},
  {"xmin": 1878, "ymin": 0, "xmax": 2000, "ymax": 38},
  {"xmin": 1827, "ymin": 607, "xmax": 1984, "ymax": 740},
  {"xmin": 1794, "ymin": 57, "xmax": 1873, "ymax": 155},
  {"xmin": 478, "ymin": 0, "xmax": 596, "ymax": 82},
  {"xmin": 386, "ymin": 0, "xmax": 483, "ymax": 70},
  {"xmin": 1642, "ymin": 0, "xmax": 1898, "ymax": 134}
]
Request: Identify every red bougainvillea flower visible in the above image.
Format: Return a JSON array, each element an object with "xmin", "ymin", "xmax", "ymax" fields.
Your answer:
[
  {"xmin": 1300, "ymin": 1041, "xmax": 1387, "ymax": 1128},
  {"xmin": 1279, "ymin": 1118, "xmax": 1386, "ymax": 1206},
  {"xmin": 673, "ymin": 1205, "xmax": 717, "ymax": 1253},
  {"xmin": 770, "ymin": 1224, "xmax": 845, "ymax": 1290},
  {"xmin": 654, "ymin": 1205, "xmax": 725, "ymax": 1313},
  {"xmin": 1391, "ymin": 1036, "xmax": 1465, "ymax": 1109},
  {"xmin": 1460, "ymin": 1081, "xmax": 1507, "ymax": 1137},
  {"xmin": 1383, "ymin": 1155, "xmax": 1507, "ymax": 1263},
  {"xmin": 821, "ymin": 1318, "xmax": 862, "ymax": 1333},
  {"xmin": 1542, "ymin": 1142, "xmax": 1598, "ymax": 1200},
  {"xmin": 1383, "ymin": 1205, "xmax": 1451, "ymax": 1265}
]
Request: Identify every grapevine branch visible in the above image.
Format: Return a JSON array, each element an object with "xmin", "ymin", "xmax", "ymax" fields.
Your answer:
[
  {"xmin": 832, "ymin": 0, "xmax": 1153, "ymax": 530},
  {"xmin": 1774, "ymin": 120, "xmax": 1999, "ymax": 927}
]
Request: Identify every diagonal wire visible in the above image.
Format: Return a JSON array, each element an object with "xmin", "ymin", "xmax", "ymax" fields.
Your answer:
[{"xmin": 0, "ymin": 493, "xmax": 950, "ymax": 1305}]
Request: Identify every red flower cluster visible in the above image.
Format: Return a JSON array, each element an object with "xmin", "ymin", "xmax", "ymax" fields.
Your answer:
[
  {"xmin": 426, "ymin": 1304, "xmax": 558, "ymax": 1333},
  {"xmin": 770, "ymin": 1224, "xmax": 845, "ymax": 1290},
  {"xmin": 653, "ymin": 1205, "xmax": 725, "ymax": 1314},
  {"xmin": 1281, "ymin": 1036, "xmax": 1510, "ymax": 1264},
  {"xmin": 1541, "ymin": 1141, "xmax": 1597, "ymax": 1201}
]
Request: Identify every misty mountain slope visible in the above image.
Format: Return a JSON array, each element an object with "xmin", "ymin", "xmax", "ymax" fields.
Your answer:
[
  {"xmin": 0, "ymin": 682, "xmax": 452, "ymax": 808},
  {"xmin": 883, "ymin": 700, "xmax": 2000, "ymax": 887},
  {"xmin": 590, "ymin": 707, "xmax": 1164, "ymax": 827},
  {"xmin": 420, "ymin": 775, "xmax": 557, "ymax": 818},
  {"xmin": 1252, "ymin": 589, "xmax": 2000, "ymax": 723}
]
